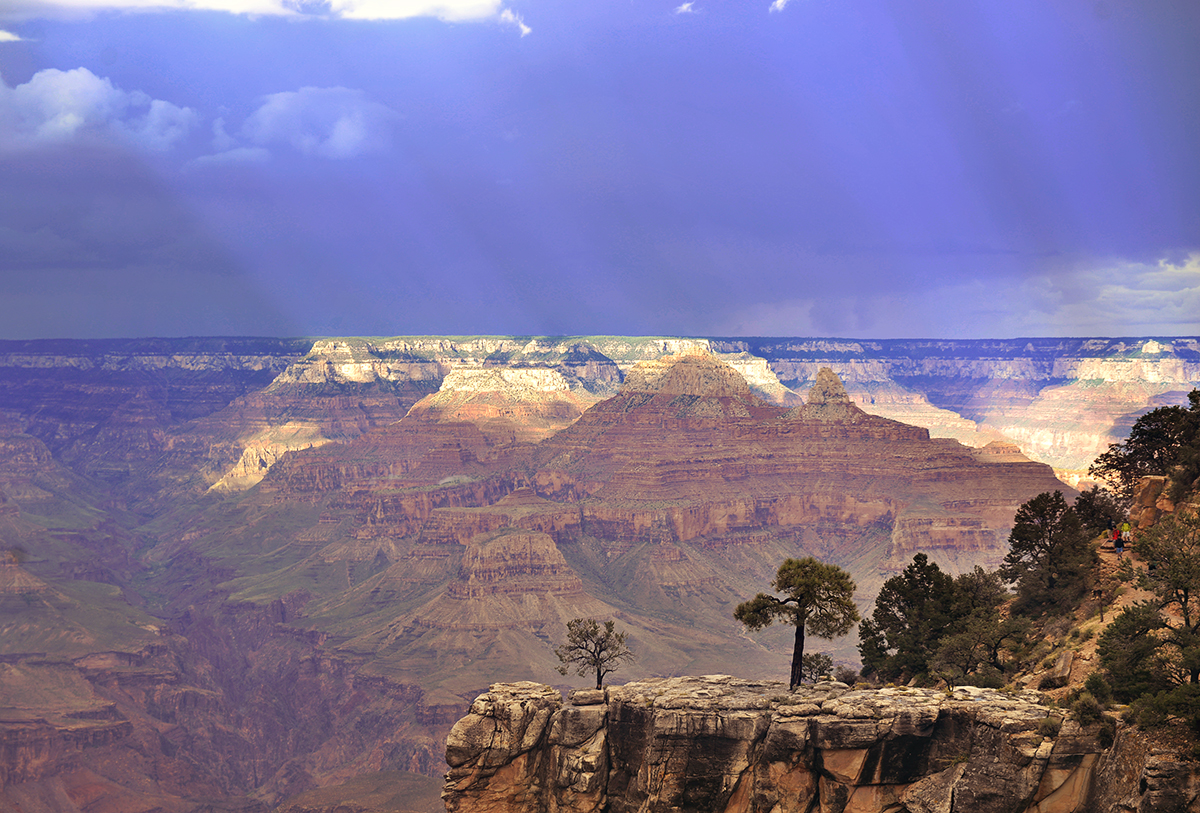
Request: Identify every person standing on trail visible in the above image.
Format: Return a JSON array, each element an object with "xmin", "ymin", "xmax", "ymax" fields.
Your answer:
[
  {"xmin": 1115, "ymin": 531, "xmax": 1125, "ymax": 557},
  {"xmin": 1120, "ymin": 520, "xmax": 1132, "ymax": 544}
]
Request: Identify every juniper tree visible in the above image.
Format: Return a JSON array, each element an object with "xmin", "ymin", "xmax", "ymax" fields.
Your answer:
[
  {"xmin": 801, "ymin": 652, "xmax": 834, "ymax": 683},
  {"xmin": 860, "ymin": 556, "xmax": 1018, "ymax": 685},
  {"xmin": 555, "ymin": 618, "xmax": 635, "ymax": 690},
  {"xmin": 735, "ymin": 557, "xmax": 859, "ymax": 689}
]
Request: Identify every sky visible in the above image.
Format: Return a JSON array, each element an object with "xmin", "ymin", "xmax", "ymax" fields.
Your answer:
[{"xmin": 1, "ymin": 0, "xmax": 1198, "ymax": 339}]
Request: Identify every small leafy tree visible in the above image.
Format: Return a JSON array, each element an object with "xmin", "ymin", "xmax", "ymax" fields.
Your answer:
[
  {"xmin": 735, "ymin": 557, "xmax": 859, "ymax": 689},
  {"xmin": 801, "ymin": 652, "xmax": 833, "ymax": 683},
  {"xmin": 555, "ymin": 618, "xmax": 635, "ymax": 689},
  {"xmin": 1000, "ymin": 491, "xmax": 1094, "ymax": 613}
]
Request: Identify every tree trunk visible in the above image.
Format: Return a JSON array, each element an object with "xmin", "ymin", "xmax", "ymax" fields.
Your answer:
[
  {"xmin": 790, "ymin": 623, "xmax": 805, "ymax": 689},
  {"xmin": 596, "ymin": 666, "xmax": 602, "ymax": 690}
]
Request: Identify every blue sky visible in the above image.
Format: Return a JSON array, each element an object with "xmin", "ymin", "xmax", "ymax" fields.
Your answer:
[{"xmin": 1, "ymin": 0, "xmax": 1198, "ymax": 339}]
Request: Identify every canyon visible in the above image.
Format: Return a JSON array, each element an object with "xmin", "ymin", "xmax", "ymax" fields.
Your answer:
[{"xmin": 0, "ymin": 335, "xmax": 1196, "ymax": 812}]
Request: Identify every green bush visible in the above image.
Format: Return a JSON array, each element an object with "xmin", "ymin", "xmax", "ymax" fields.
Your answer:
[
  {"xmin": 1084, "ymin": 673, "xmax": 1113, "ymax": 705},
  {"xmin": 1130, "ymin": 684, "xmax": 1200, "ymax": 731},
  {"xmin": 834, "ymin": 665, "xmax": 859, "ymax": 684},
  {"xmin": 961, "ymin": 665, "xmax": 1005, "ymax": 689},
  {"xmin": 1037, "ymin": 715, "xmax": 1063, "ymax": 737},
  {"xmin": 1059, "ymin": 686, "xmax": 1084, "ymax": 707},
  {"xmin": 1071, "ymin": 693, "xmax": 1104, "ymax": 726},
  {"xmin": 1039, "ymin": 674, "xmax": 1068, "ymax": 690}
]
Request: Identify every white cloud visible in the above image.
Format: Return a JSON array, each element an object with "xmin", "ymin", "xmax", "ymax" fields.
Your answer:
[
  {"xmin": 0, "ymin": 67, "xmax": 196, "ymax": 151},
  {"xmin": 499, "ymin": 7, "xmax": 529, "ymax": 35},
  {"xmin": 0, "ymin": 0, "xmax": 503, "ymax": 20},
  {"xmin": 240, "ymin": 86, "xmax": 397, "ymax": 159},
  {"xmin": 0, "ymin": 29, "xmax": 25, "ymax": 39},
  {"xmin": 332, "ymin": 0, "xmax": 501, "ymax": 20},
  {"xmin": 768, "ymin": 0, "xmax": 790, "ymax": 12},
  {"xmin": 211, "ymin": 116, "xmax": 237, "ymax": 151},
  {"xmin": 674, "ymin": 2, "xmax": 695, "ymax": 13}
]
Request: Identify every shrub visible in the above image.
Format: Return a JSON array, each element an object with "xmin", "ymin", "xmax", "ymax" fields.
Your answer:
[
  {"xmin": 1098, "ymin": 602, "xmax": 1170, "ymax": 702},
  {"xmin": 961, "ymin": 665, "xmax": 1005, "ymax": 689},
  {"xmin": 1037, "ymin": 715, "xmax": 1063, "ymax": 737},
  {"xmin": 1098, "ymin": 716, "xmax": 1117, "ymax": 748},
  {"xmin": 834, "ymin": 665, "xmax": 859, "ymax": 684},
  {"xmin": 802, "ymin": 652, "xmax": 834, "ymax": 683},
  {"xmin": 1038, "ymin": 675, "xmax": 1068, "ymax": 690},
  {"xmin": 1071, "ymin": 693, "xmax": 1104, "ymax": 726}
]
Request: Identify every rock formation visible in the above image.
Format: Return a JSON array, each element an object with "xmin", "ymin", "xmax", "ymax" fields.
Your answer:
[
  {"xmin": 444, "ymin": 676, "xmax": 1191, "ymax": 813},
  {"xmin": 2, "ymin": 335, "xmax": 1196, "ymax": 501},
  {"xmin": 406, "ymin": 367, "xmax": 601, "ymax": 445},
  {"xmin": 713, "ymin": 337, "xmax": 1200, "ymax": 479},
  {"xmin": 1129, "ymin": 476, "xmax": 1178, "ymax": 528}
]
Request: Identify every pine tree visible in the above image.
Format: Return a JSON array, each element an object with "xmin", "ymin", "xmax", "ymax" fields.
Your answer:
[{"xmin": 735, "ymin": 557, "xmax": 859, "ymax": 689}]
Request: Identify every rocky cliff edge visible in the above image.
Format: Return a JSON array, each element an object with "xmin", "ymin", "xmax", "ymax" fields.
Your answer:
[{"xmin": 443, "ymin": 675, "xmax": 1192, "ymax": 813}]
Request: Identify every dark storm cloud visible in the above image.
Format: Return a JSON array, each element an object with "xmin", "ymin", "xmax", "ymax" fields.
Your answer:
[
  {"xmin": 0, "ymin": 0, "xmax": 1198, "ymax": 338},
  {"xmin": 0, "ymin": 148, "xmax": 296, "ymax": 337}
]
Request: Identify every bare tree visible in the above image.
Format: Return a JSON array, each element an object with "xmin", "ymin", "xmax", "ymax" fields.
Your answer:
[{"xmin": 555, "ymin": 618, "xmax": 635, "ymax": 689}]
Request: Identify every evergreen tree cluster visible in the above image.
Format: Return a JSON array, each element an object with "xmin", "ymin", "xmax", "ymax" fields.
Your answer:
[
  {"xmin": 858, "ymin": 554, "xmax": 1026, "ymax": 686},
  {"xmin": 736, "ymin": 393, "xmax": 1200, "ymax": 721},
  {"xmin": 859, "ymin": 489, "xmax": 1096, "ymax": 687},
  {"xmin": 1090, "ymin": 389, "xmax": 1200, "ymax": 502}
]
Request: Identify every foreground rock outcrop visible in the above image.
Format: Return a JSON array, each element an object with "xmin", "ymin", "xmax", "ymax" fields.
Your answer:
[{"xmin": 444, "ymin": 676, "xmax": 1195, "ymax": 813}]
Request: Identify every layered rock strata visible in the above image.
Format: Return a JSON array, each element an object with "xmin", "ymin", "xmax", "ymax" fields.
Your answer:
[
  {"xmin": 3, "ymin": 336, "xmax": 1196, "ymax": 499},
  {"xmin": 708, "ymin": 337, "xmax": 1200, "ymax": 476},
  {"xmin": 444, "ymin": 676, "xmax": 1187, "ymax": 813}
]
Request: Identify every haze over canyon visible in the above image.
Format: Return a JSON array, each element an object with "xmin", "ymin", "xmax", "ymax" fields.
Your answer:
[{"xmin": 0, "ymin": 334, "xmax": 1197, "ymax": 813}]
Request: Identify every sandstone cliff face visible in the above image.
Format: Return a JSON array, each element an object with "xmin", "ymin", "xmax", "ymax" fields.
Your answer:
[
  {"xmin": 524, "ymin": 357, "xmax": 1065, "ymax": 600},
  {"xmin": 444, "ymin": 676, "xmax": 1192, "ymax": 813},
  {"xmin": 3, "ymin": 336, "xmax": 1194, "ymax": 505},
  {"xmin": 267, "ymin": 335, "xmax": 1199, "ymax": 480},
  {"xmin": 725, "ymin": 337, "xmax": 1200, "ymax": 476}
]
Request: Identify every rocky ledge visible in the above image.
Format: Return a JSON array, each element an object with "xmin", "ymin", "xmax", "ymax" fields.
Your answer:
[{"xmin": 443, "ymin": 675, "xmax": 1189, "ymax": 813}]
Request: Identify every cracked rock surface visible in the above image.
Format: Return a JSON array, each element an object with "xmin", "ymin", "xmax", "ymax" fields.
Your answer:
[{"xmin": 444, "ymin": 675, "xmax": 1195, "ymax": 813}]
